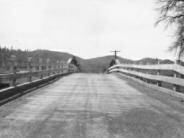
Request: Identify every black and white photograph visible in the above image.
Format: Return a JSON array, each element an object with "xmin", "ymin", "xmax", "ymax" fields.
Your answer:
[{"xmin": 0, "ymin": 0, "xmax": 184, "ymax": 137}]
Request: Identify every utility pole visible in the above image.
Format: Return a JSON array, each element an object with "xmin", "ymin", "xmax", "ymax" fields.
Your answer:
[{"xmin": 111, "ymin": 50, "xmax": 120, "ymax": 59}]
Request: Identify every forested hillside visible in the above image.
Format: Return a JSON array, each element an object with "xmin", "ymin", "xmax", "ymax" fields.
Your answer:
[
  {"xmin": 0, "ymin": 48, "xmax": 75, "ymax": 73},
  {"xmin": 0, "ymin": 47, "xmax": 174, "ymax": 73}
]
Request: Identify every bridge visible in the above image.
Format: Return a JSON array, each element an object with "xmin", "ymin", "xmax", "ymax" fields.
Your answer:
[{"xmin": 0, "ymin": 60, "xmax": 184, "ymax": 137}]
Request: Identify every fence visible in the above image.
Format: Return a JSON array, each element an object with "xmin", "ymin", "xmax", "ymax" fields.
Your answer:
[
  {"xmin": 0, "ymin": 68, "xmax": 68, "ymax": 87},
  {"xmin": 0, "ymin": 59, "xmax": 74, "ymax": 104},
  {"xmin": 108, "ymin": 63, "xmax": 184, "ymax": 93}
]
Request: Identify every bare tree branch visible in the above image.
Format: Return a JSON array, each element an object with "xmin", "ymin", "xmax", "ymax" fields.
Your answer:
[{"xmin": 156, "ymin": 0, "xmax": 184, "ymax": 59}]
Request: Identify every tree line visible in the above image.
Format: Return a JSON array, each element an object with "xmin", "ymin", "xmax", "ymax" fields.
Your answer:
[
  {"xmin": 0, "ymin": 47, "xmax": 29, "ymax": 71},
  {"xmin": 0, "ymin": 47, "xmax": 68, "ymax": 73}
]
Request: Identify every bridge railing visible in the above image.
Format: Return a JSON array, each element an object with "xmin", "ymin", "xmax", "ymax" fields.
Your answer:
[
  {"xmin": 108, "ymin": 63, "xmax": 184, "ymax": 93},
  {"xmin": 0, "ymin": 65, "xmax": 71, "ymax": 104},
  {"xmin": 0, "ymin": 66, "xmax": 69, "ymax": 87},
  {"xmin": 0, "ymin": 55, "xmax": 81, "ymax": 104}
]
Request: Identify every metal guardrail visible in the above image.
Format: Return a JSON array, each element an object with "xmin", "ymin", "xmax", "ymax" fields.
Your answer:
[{"xmin": 108, "ymin": 63, "xmax": 184, "ymax": 92}]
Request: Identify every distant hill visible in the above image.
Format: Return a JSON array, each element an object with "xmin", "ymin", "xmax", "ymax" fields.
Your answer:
[
  {"xmin": 79, "ymin": 57, "xmax": 175, "ymax": 73},
  {"xmin": 135, "ymin": 58, "xmax": 174, "ymax": 65},
  {"xmin": 0, "ymin": 48, "xmax": 175, "ymax": 73},
  {"xmin": 160, "ymin": 59, "xmax": 174, "ymax": 64},
  {"xmin": 30, "ymin": 49, "xmax": 83, "ymax": 62},
  {"xmin": 78, "ymin": 56, "xmax": 134, "ymax": 73}
]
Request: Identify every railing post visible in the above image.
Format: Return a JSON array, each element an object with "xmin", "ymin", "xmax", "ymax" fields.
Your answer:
[
  {"xmin": 10, "ymin": 55, "xmax": 17, "ymax": 86},
  {"xmin": 39, "ymin": 58, "xmax": 43, "ymax": 79},
  {"xmin": 46, "ymin": 58, "xmax": 50, "ymax": 76},
  {"xmin": 157, "ymin": 70, "xmax": 160, "ymax": 75},
  {"xmin": 173, "ymin": 84, "xmax": 179, "ymax": 92},
  {"xmin": 60, "ymin": 61, "xmax": 63, "ymax": 74},
  {"xmin": 39, "ymin": 58, "xmax": 42, "ymax": 71},
  {"xmin": 51, "ymin": 63, "xmax": 53, "ymax": 75},
  {"xmin": 27, "ymin": 57, "xmax": 32, "ymax": 82},
  {"xmin": 156, "ymin": 81, "xmax": 161, "ymax": 87},
  {"xmin": 56, "ymin": 60, "xmax": 59, "ymax": 74},
  {"xmin": 52, "ymin": 63, "xmax": 56, "ymax": 74},
  {"xmin": 156, "ymin": 58, "xmax": 160, "ymax": 65},
  {"xmin": 12, "ymin": 66, "xmax": 17, "ymax": 86},
  {"xmin": 173, "ymin": 71, "xmax": 177, "ymax": 78}
]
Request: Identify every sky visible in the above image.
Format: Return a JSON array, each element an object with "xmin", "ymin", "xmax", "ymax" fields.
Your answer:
[{"xmin": 0, "ymin": 0, "xmax": 177, "ymax": 60}]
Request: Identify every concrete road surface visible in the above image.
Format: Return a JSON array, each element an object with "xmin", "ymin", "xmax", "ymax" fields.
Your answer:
[{"xmin": 0, "ymin": 73, "xmax": 184, "ymax": 138}]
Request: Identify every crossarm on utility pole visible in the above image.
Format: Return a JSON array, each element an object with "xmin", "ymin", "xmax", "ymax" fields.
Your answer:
[{"xmin": 111, "ymin": 50, "xmax": 120, "ymax": 59}]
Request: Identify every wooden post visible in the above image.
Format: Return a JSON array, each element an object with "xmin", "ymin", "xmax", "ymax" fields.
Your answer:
[
  {"xmin": 156, "ymin": 58, "xmax": 160, "ymax": 65},
  {"xmin": 173, "ymin": 84, "xmax": 179, "ymax": 92},
  {"xmin": 156, "ymin": 81, "xmax": 161, "ymax": 87},
  {"xmin": 46, "ymin": 58, "xmax": 50, "ymax": 76},
  {"xmin": 52, "ymin": 63, "xmax": 55, "ymax": 74},
  {"xmin": 39, "ymin": 58, "xmax": 43, "ymax": 79},
  {"xmin": 56, "ymin": 60, "xmax": 59, "ymax": 74},
  {"xmin": 157, "ymin": 70, "xmax": 160, "ymax": 75},
  {"xmin": 54, "ymin": 60, "xmax": 57, "ymax": 74},
  {"xmin": 60, "ymin": 61, "xmax": 63, "ymax": 74},
  {"xmin": 39, "ymin": 58, "xmax": 43, "ymax": 71},
  {"xmin": 173, "ymin": 71, "xmax": 177, "ymax": 78},
  {"xmin": 12, "ymin": 66, "xmax": 17, "ymax": 86},
  {"xmin": 27, "ymin": 57, "xmax": 32, "ymax": 82},
  {"xmin": 10, "ymin": 55, "xmax": 17, "ymax": 86}
]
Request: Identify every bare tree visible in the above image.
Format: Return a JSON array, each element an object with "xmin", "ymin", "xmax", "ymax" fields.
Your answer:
[{"xmin": 156, "ymin": 0, "xmax": 184, "ymax": 60}]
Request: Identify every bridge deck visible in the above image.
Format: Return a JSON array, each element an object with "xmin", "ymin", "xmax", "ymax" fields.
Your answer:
[{"xmin": 0, "ymin": 73, "xmax": 184, "ymax": 138}]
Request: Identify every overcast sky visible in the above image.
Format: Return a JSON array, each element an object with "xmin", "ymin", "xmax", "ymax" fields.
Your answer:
[{"xmin": 0, "ymin": 0, "xmax": 176, "ymax": 60}]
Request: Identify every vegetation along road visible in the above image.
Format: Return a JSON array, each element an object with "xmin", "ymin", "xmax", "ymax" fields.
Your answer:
[{"xmin": 0, "ymin": 73, "xmax": 184, "ymax": 138}]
